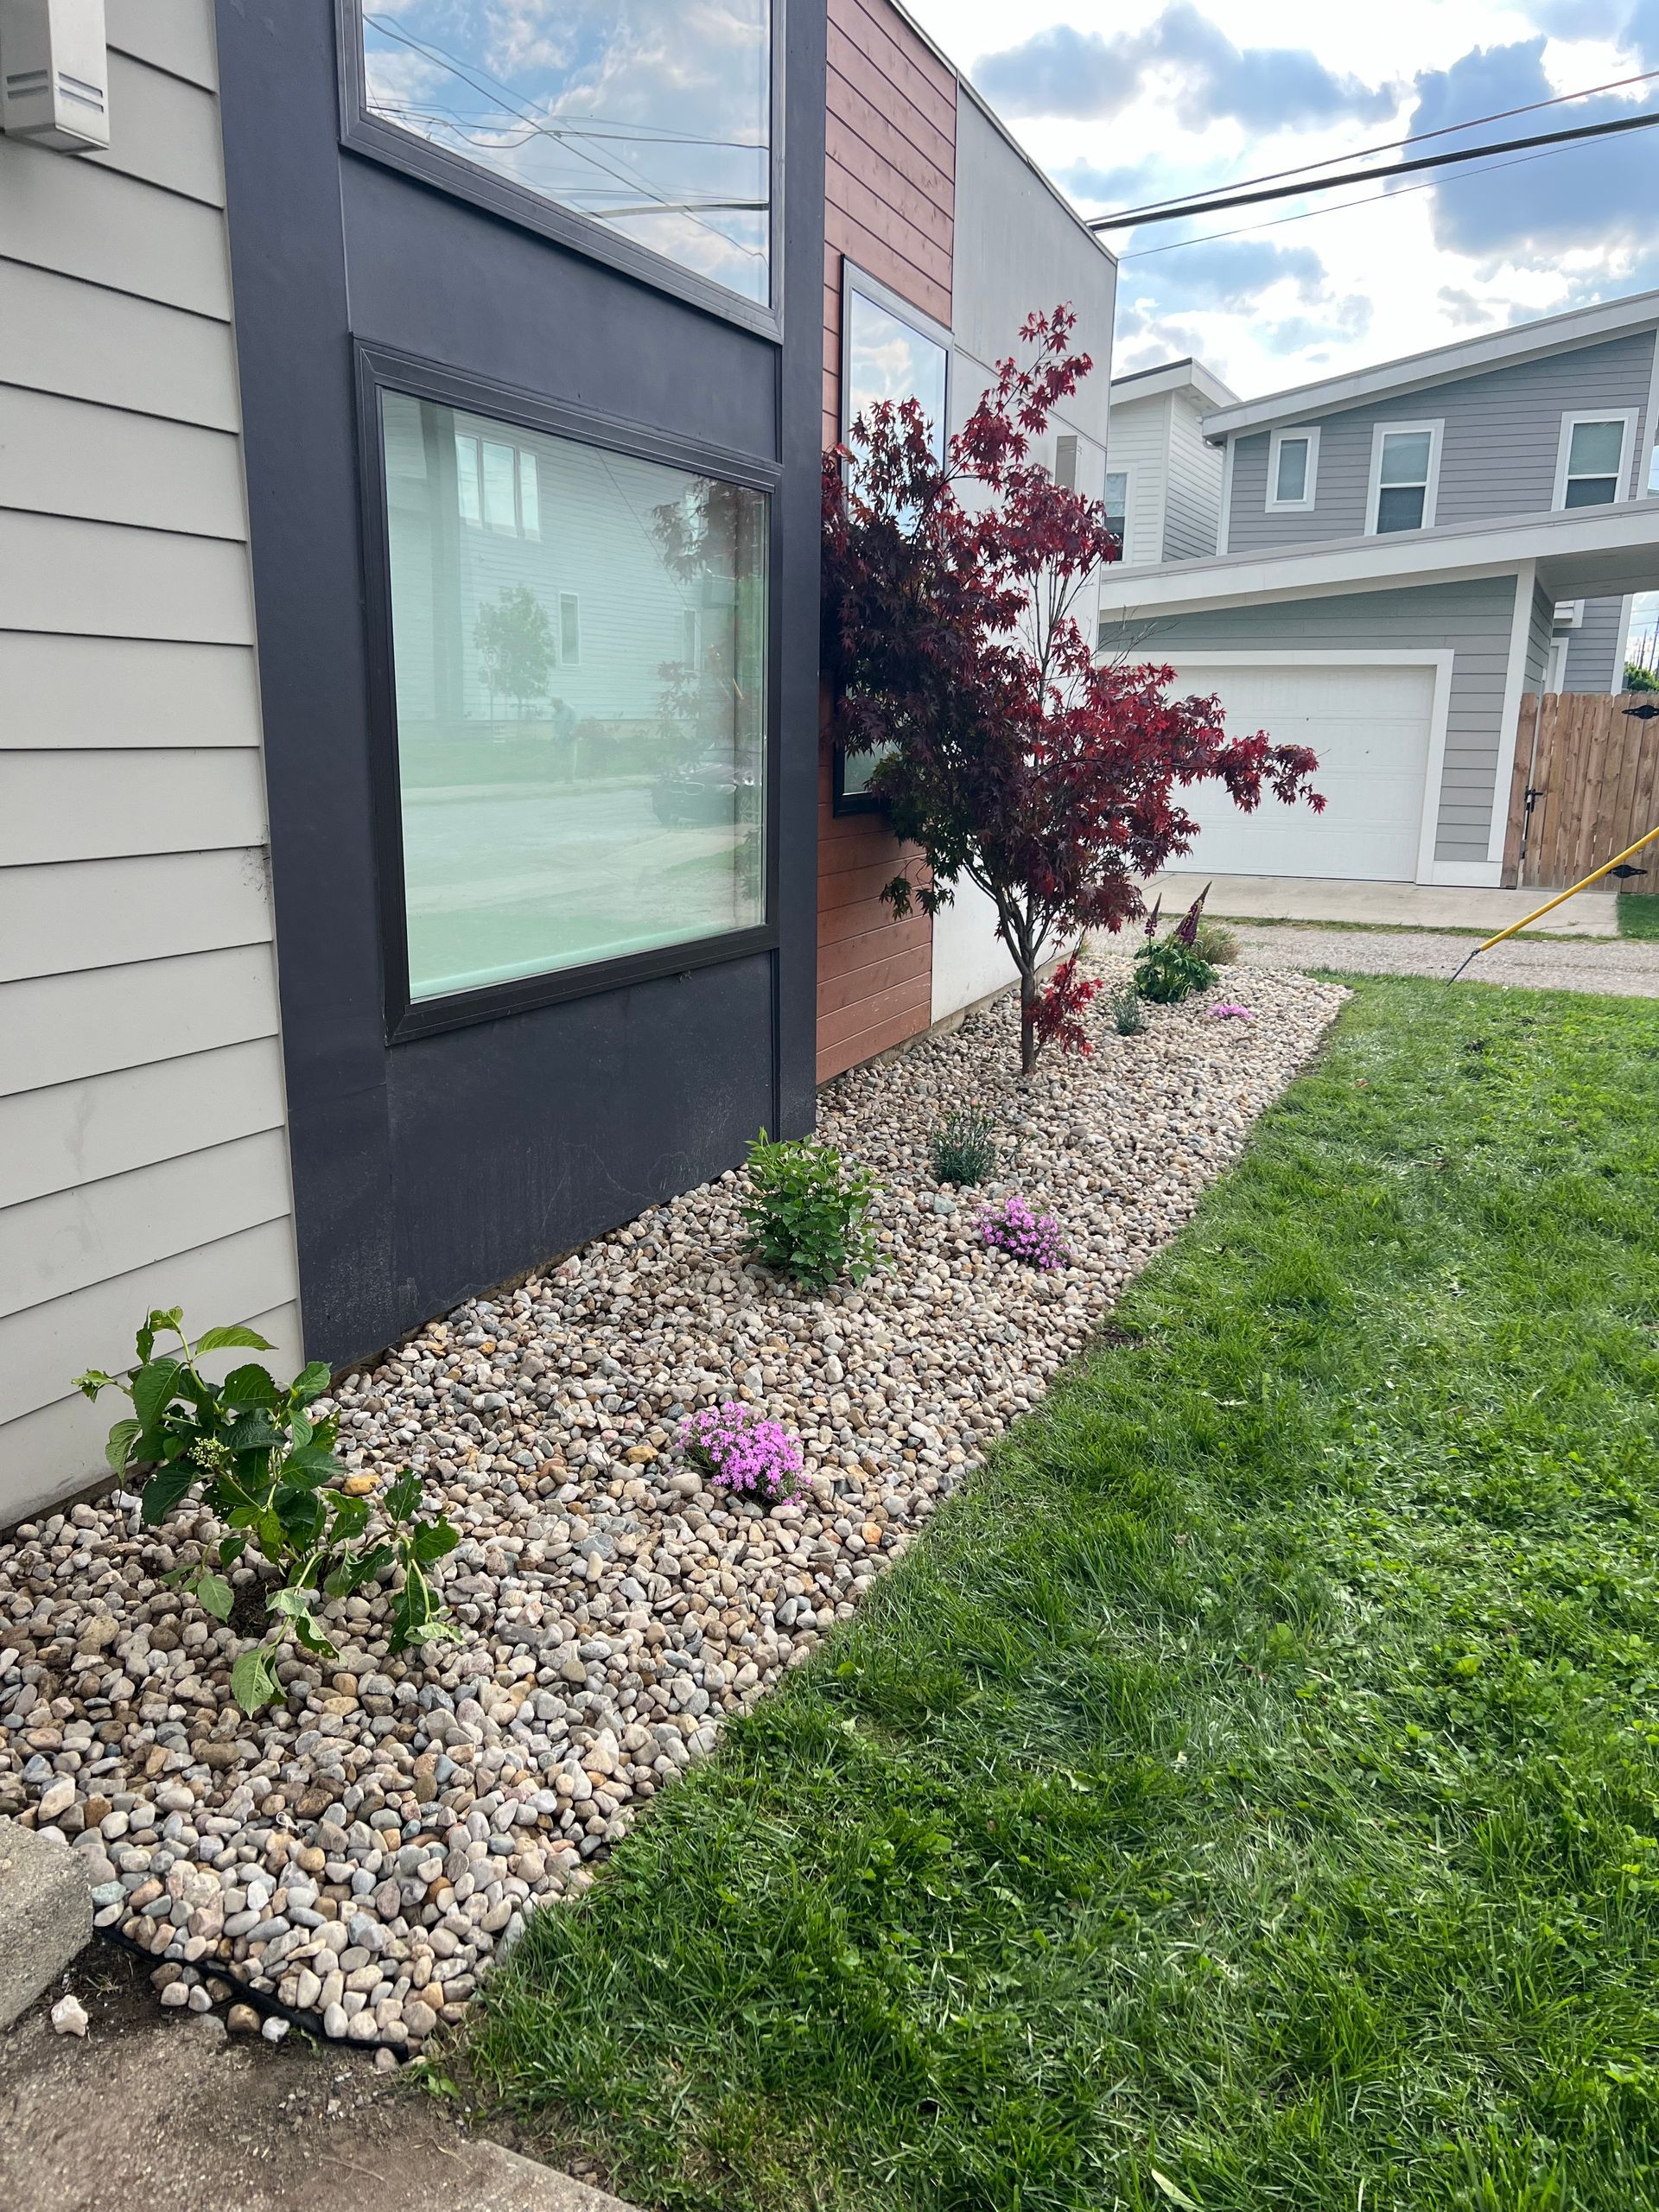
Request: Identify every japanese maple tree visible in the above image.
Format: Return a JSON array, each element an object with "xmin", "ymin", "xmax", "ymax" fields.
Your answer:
[{"xmin": 822, "ymin": 305, "xmax": 1323, "ymax": 1073}]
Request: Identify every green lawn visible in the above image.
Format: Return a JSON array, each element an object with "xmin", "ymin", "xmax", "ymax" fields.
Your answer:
[
  {"xmin": 1618, "ymin": 894, "xmax": 1659, "ymax": 940},
  {"xmin": 472, "ymin": 980, "xmax": 1659, "ymax": 2212}
]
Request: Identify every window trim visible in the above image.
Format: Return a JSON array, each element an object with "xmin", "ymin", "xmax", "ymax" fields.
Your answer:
[
  {"xmin": 1552, "ymin": 407, "xmax": 1638, "ymax": 510},
  {"xmin": 355, "ymin": 341, "xmax": 782, "ymax": 1045},
  {"xmin": 1266, "ymin": 424, "xmax": 1319, "ymax": 513},
  {"xmin": 334, "ymin": 0, "xmax": 786, "ymax": 342},
  {"xmin": 834, "ymin": 259, "xmax": 951, "ymax": 816},
  {"xmin": 1366, "ymin": 418, "xmax": 1444, "ymax": 537}
]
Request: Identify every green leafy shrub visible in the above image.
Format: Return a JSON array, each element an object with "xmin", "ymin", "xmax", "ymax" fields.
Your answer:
[
  {"xmin": 1135, "ymin": 937, "xmax": 1217, "ymax": 1004},
  {"xmin": 1189, "ymin": 918, "xmax": 1238, "ymax": 966},
  {"xmin": 929, "ymin": 1105, "xmax": 998, "ymax": 1186},
  {"xmin": 1110, "ymin": 982, "xmax": 1147, "ymax": 1034},
  {"xmin": 741, "ymin": 1131, "xmax": 880, "ymax": 1291},
  {"xmin": 76, "ymin": 1310, "xmax": 460, "ymax": 1711}
]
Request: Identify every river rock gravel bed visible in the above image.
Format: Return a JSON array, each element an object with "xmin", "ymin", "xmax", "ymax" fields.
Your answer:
[{"xmin": 0, "ymin": 959, "xmax": 1344, "ymax": 2052}]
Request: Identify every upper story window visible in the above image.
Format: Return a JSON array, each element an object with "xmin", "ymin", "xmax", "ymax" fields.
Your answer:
[
  {"xmin": 1266, "ymin": 425, "xmax": 1319, "ymax": 512},
  {"xmin": 1103, "ymin": 469, "xmax": 1128, "ymax": 556},
  {"xmin": 1554, "ymin": 412, "xmax": 1635, "ymax": 508},
  {"xmin": 455, "ymin": 431, "xmax": 539, "ymax": 538},
  {"xmin": 1369, "ymin": 422, "xmax": 1442, "ymax": 535},
  {"xmin": 357, "ymin": 3, "xmax": 772, "ymax": 308},
  {"xmin": 842, "ymin": 267, "xmax": 950, "ymax": 461}
]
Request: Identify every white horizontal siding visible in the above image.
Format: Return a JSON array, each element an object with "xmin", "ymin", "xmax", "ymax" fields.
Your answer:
[
  {"xmin": 1103, "ymin": 394, "xmax": 1169, "ymax": 569},
  {"xmin": 0, "ymin": 261, "xmax": 240, "ymax": 431},
  {"xmin": 1, "ymin": 0, "xmax": 300, "ymax": 1522},
  {"xmin": 0, "ymin": 849, "xmax": 273, "ymax": 982},
  {"xmin": 0, "ymin": 633, "xmax": 259, "ymax": 748},
  {"xmin": 0, "ymin": 749, "xmax": 267, "ymax": 865},
  {"xmin": 0, "ymin": 1038, "xmax": 289, "ymax": 1210},
  {"xmin": 0, "ymin": 944, "xmax": 283, "ymax": 1097},
  {"xmin": 106, "ymin": 0, "xmax": 219, "ymax": 90},
  {"xmin": 0, "ymin": 140, "xmax": 231, "ymax": 317},
  {"xmin": 0, "ymin": 511, "xmax": 253, "ymax": 639},
  {"xmin": 83, "ymin": 51, "xmax": 225, "ymax": 207},
  {"xmin": 0, "ymin": 1128, "xmax": 293, "ymax": 1321},
  {"xmin": 3, "ymin": 1308, "xmax": 302, "ymax": 1529},
  {"xmin": 0, "ymin": 1224, "xmax": 300, "ymax": 1427},
  {"xmin": 1163, "ymin": 391, "xmax": 1224, "ymax": 562},
  {"xmin": 0, "ymin": 385, "xmax": 247, "ymax": 538}
]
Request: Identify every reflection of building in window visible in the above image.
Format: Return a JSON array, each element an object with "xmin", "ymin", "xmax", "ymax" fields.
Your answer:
[
  {"xmin": 455, "ymin": 432, "xmax": 540, "ymax": 537},
  {"xmin": 1103, "ymin": 469, "xmax": 1127, "ymax": 550},
  {"xmin": 381, "ymin": 388, "xmax": 768, "ymax": 1002},
  {"xmin": 359, "ymin": 0, "xmax": 772, "ymax": 306},
  {"xmin": 1054, "ymin": 434, "xmax": 1077, "ymax": 491}
]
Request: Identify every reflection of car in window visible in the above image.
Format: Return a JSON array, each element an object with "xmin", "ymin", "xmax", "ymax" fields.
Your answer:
[{"xmin": 652, "ymin": 756, "xmax": 762, "ymax": 825}]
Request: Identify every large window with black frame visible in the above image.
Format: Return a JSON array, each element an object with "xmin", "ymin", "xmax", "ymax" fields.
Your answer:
[{"xmin": 378, "ymin": 387, "xmax": 770, "ymax": 1011}]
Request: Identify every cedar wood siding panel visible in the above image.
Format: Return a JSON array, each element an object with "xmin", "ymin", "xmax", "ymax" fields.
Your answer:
[
  {"xmin": 1097, "ymin": 575, "xmax": 1520, "ymax": 863},
  {"xmin": 1225, "ymin": 330, "xmax": 1659, "ymax": 551},
  {"xmin": 0, "ymin": 2, "xmax": 300, "ymax": 1521},
  {"xmin": 818, "ymin": 0, "xmax": 956, "ymax": 1084}
]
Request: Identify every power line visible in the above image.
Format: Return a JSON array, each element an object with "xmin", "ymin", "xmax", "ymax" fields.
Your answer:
[
  {"xmin": 1099, "ymin": 65, "xmax": 1659, "ymax": 224},
  {"xmin": 1089, "ymin": 106, "xmax": 1659, "ymax": 231},
  {"xmin": 1120, "ymin": 134, "xmax": 1587, "ymax": 259}
]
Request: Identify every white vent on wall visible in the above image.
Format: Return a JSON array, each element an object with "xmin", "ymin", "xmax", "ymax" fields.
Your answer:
[{"xmin": 1, "ymin": 0, "xmax": 109, "ymax": 152}]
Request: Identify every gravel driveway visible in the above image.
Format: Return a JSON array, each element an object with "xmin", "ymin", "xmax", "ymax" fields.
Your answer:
[{"xmin": 1231, "ymin": 925, "xmax": 1659, "ymax": 997}]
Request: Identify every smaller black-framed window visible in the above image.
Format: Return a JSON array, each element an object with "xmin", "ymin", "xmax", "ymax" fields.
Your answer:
[
  {"xmin": 335, "ymin": 0, "xmax": 785, "ymax": 340},
  {"xmin": 834, "ymin": 262, "xmax": 951, "ymax": 815},
  {"xmin": 356, "ymin": 344, "xmax": 782, "ymax": 1044}
]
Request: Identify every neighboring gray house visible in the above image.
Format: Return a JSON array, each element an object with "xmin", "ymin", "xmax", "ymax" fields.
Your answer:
[
  {"xmin": 1099, "ymin": 292, "xmax": 1659, "ymax": 887},
  {"xmin": 1103, "ymin": 356, "xmax": 1238, "ymax": 567}
]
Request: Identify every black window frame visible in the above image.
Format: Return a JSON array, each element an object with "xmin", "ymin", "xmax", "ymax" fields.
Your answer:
[
  {"xmin": 334, "ymin": 0, "xmax": 787, "ymax": 341},
  {"xmin": 833, "ymin": 261, "xmax": 952, "ymax": 817},
  {"xmin": 355, "ymin": 340, "xmax": 782, "ymax": 1046}
]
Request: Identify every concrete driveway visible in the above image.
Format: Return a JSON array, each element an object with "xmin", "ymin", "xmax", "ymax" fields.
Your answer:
[{"xmin": 1230, "ymin": 924, "xmax": 1659, "ymax": 996}]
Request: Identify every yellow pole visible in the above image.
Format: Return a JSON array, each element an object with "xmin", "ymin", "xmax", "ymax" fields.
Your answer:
[{"xmin": 1449, "ymin": 819, "xmax": 1659, "ymax": 981}]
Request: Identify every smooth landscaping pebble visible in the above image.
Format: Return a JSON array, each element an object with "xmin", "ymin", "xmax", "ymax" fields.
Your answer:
[{"xmin": 0, "ymin": 960, "xmax": 1343, "ymax": 2047}]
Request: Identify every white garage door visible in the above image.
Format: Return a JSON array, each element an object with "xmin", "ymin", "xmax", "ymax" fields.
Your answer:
[{"xmin": 1160, "ymin": 660, "xmax": 1436, "ymax": 881}]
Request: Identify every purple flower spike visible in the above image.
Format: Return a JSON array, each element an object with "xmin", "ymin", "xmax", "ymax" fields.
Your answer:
[
  {"xmin": 679, "ymin": 1401, "xmax": 805, "ymax": 1503},
  {"xmin": 1209, "ymin": 1002, "xmax": 1255, "ymax": 1021},
  {"xmin": 979, "ymin": 1193, "xmax": 1068, "ymax": 1271}
]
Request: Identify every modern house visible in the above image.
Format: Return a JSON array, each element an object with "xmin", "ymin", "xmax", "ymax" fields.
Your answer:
[
  {"xmin": 0, "ymin": 0, "xmax": 1115, "ymax": 1517},
  {"xmin": 1098, "ymin": 293, "xmax": 1659, "ymax": 887},
  {"xmin": 1103, "ymin": 356, "xmax": 1237, "ymax": 568}
]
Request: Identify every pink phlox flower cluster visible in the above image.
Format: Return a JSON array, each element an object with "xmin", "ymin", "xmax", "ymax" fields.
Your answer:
[
  {"xmin": 979, "ymin": 1192, "xmax": 1068, "ymax": 1271},
  {"xmin": 679, "ymin": 1401, "xmax": 805, "ymax": 1502},
  {"xmin": 1209, "ymin": 1002, "xmax": 1255, "ymax": 1021}
]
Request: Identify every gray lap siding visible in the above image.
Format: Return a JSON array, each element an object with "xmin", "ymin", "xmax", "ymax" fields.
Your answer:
[
  {"xmin": 1099, "ymin": 574, "xmax": 1522, "ymax": 865},
  {"xmin": 1225, "ymin": 330, "xmax": 1656, "ymax": 552}
]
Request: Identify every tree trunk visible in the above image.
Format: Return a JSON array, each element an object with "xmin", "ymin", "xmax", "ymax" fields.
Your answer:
[{"xmin": 1019, "ymin": 969, "xmax": 1039, "ymax": 1076}]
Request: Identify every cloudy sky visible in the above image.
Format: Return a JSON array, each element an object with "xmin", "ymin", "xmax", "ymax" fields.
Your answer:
[{"xmin": 904, "ymin": 0, "xmax": 1659, "ymax": 404}]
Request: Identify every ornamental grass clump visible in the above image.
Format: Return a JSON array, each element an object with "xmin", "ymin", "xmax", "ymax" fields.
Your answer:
[
  {"xmin": 929, "ymin": 1104, "xmax": 999, "ymax": 1186},
  {"xmin": 1110, "ymin": 982, "xmax": 1147, "ymax": 1035},
  {"xmin": 680, "ymin": 1402, "xmax": 805, "ymax": 1503},
  {"xmin": 742, "ymin": 1129, "xmax": 880, "ymax": 1291},
  {"xmin": 980, "ymin": 1193, "xmax": 1068, "ymax": 1271}
]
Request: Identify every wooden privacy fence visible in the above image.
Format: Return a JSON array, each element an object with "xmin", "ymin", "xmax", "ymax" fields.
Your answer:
[{"xmin": 1503, "ymin": 691, "xmax": 1659, "ymax": 890}]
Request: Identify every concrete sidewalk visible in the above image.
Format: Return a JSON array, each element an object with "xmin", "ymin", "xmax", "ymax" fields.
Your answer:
[
  {"xmin": 0, "ymin": 1946, "xmax": 639, "ymax": 2212},
  {"xmin": 1145, "ymin": 872, "xmax": 1619, "ymax": 938}
]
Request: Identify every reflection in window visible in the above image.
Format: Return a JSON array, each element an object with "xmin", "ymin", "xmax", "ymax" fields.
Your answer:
[
  {"xmin": 359, "ymin": 3, "xmax": 771, "ymax": 304},
  {"xmin": 381, "ymin": 391, "xmax": 767, "ymax": 1001},
  {"xmin": 1103, "ymin": 469, "xmax": 1128, "ymax": 554},
  {"xmin": 845, "ymin": 283, "xmax": 949, "ymax": 460}
]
